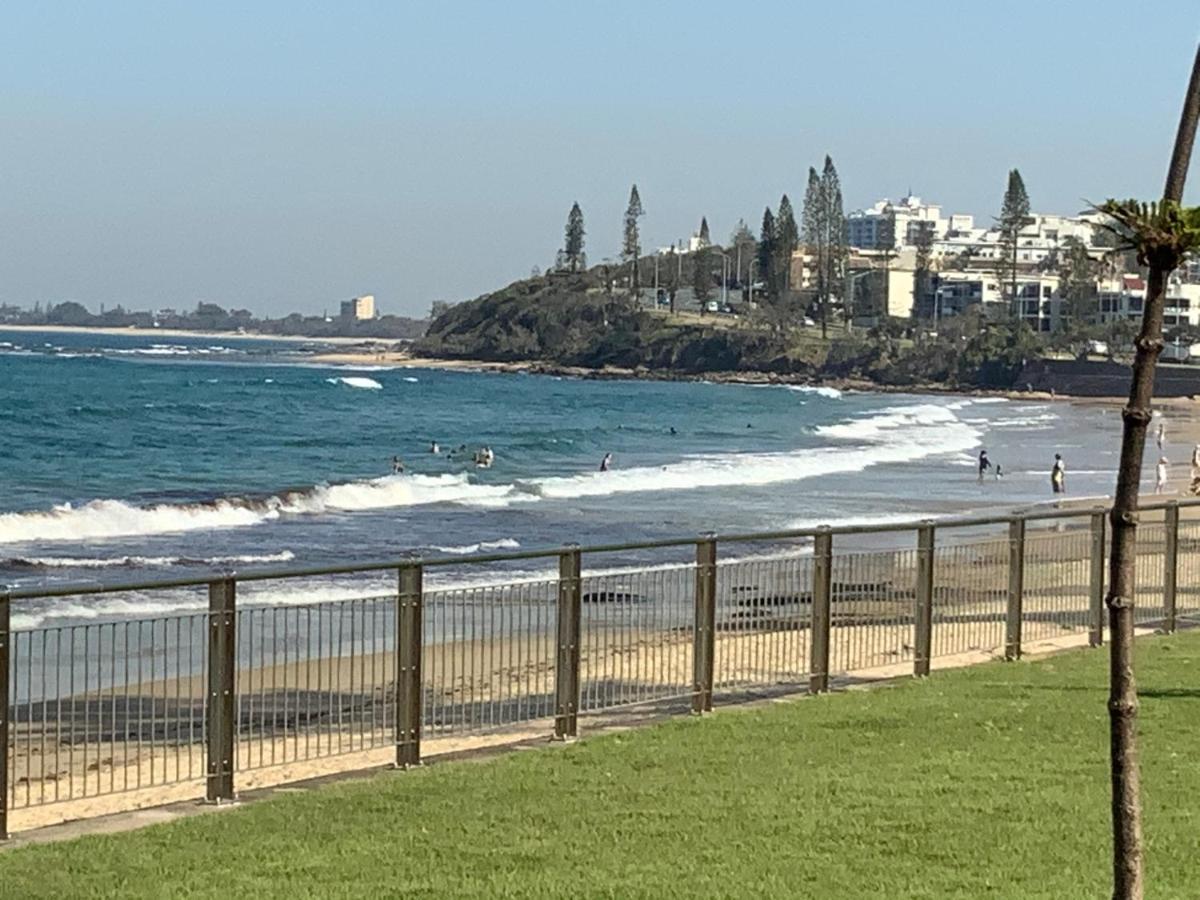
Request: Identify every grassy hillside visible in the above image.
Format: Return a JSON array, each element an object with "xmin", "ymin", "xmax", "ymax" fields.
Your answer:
[
  {"xmin": 416, "ymin": 272, "xmax": 826, "ymax": 374},
  {"xmin": 417, "ymin": 271, "xmax": 1040, "ymax": 388}
]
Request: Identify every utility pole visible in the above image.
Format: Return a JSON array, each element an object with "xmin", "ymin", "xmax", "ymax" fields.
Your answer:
[{"xmin": 749, "ymin": 260, "xmax": 757, "ymax": 306}]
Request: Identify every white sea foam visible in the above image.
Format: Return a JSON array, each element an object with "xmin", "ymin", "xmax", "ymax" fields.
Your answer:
[
  {"xmin": 5, "ymin": 551, "xmax": 295, "ymax": 569},
  {"xmin": 325, "ymin": 376, "xmax": 383, "ymax": 390},
  {"xmin": 784, "ymin": 384, "xmax": 843, "ymax": 399},
  {"xmin": 430, "ymin": 538, "xmax": 522, "ymax": 555},
  {"xmin": 403, "ymin": 376, "xmax": 419, "ymax": 383},
  {"xmin": 0, "ymin": 401, "xmax": 985, "ymax": 545}
]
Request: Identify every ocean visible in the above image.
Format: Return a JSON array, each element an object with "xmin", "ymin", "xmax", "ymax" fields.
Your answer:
[{"xmin": 1, "ymin": 328, "xmax": 1134, "ymax": 629}]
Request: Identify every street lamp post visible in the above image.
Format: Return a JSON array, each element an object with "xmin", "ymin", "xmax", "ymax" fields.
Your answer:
[{"xmin": 749, "ymin": 259, "xmax": 757, "ymax": 306}]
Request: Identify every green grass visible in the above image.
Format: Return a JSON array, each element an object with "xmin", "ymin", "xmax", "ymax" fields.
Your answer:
[{"xmin": 5, "ymin": 636, "xmax": 1200, "ymax": 898}]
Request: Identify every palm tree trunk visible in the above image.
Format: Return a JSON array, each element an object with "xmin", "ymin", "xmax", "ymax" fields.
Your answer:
[{"xmin": 1107, "ymin": 44, "xmax": 1200, "ymax": 900}]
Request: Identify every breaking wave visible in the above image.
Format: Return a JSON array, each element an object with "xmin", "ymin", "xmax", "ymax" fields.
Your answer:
[
  {"xmin": 325, "ymin": 376, "xmax": 383, "ymax": 390},
  {"xmin": 4, "ymin": 551, "xmax": 295, "ymax": 570},
  {"xmin": 0, "ymin": 402, "xmax": 980, "ymax": 546}
]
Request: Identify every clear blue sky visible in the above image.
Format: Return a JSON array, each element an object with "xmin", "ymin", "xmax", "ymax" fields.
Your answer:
[{"xmin": 2, "ymin": 1, "xmax": 1198, "ymax": 317}]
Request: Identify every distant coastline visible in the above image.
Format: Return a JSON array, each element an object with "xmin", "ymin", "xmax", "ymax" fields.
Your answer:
[{"xmin": 0, "ymin": 323, "xmax": 377, "ymax": 346}]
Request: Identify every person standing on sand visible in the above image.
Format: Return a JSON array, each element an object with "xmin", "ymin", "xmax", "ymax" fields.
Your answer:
[
  {"xmin": 1156, "ymin": 457, "xmax": 1169, "ymax": 495},
  {"xmin": 1051, "ymin": 454, "xmax": 1065, "ymax": 495}
]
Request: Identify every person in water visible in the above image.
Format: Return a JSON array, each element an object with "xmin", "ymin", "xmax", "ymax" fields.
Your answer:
[
  {"xmin": 391, "ymin": 456, "xmax": 405, "ymax": 474},
  {"xmin": 430, "ymin": 441, "xmax": 440, "ymax": 455},
  {"xmin": 1051, "ymin": 454, "xmax": 1065, "ymax": 494},
  {"xmin": 600, "ymin": 452, "xmax": 613, "ymax": 472},
  {"xmin": 977, "ymin": 449, "xmax": 992, "ymax": 482}
]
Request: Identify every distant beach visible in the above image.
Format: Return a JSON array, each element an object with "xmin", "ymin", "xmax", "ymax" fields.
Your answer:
[{"xmin": 0, "ymin": 323, "xmax": 374, "ymax": 346}]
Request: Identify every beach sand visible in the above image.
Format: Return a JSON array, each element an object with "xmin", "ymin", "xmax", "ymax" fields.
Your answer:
[{"xmin": 8, "ymin": 521, "xmax": 1194, "ymax": 833}]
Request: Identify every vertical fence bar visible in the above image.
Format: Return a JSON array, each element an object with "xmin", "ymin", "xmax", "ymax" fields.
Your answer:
[
  {"xmin": 0, "ymin": 592, "xmax": 9, "ymax": 839},
  {"xmin": 1005, "ymin": 519, "xmax": 1026, "ymax": 661},
  {"xmin": 1164, "ymin": 501, "xmax": 1179, "ymax": 633},
  {"xmin": 394, "ymin": 564, "xmax": 424, "ymax": 767},
  {"xmin": 692, "ymin": 535, "xmax": 717, "ymax": 713},
  {"xmin": 553, "ymin": 546, "xmax": 582, "ymax": 739},
  {"xmin": 809, "ymin": 529, "xmax": 833, "ymax": 693},
  {"xmin": 1090, "ymin": 511, "xmax": 1106, "ymax": 647},
  {"xmin": 206, "ymin": 578, "xmax": 236, "ymax": 803},
  {"xmin": 914, "ymin": 524, "xmax": 935, "ymax": 677}
]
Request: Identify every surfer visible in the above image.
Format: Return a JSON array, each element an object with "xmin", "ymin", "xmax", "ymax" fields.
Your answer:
[
  {"xmin": 600, "ymin": 452, "xmax": 613, "ymax": 472},
  {"xmin": 1050, "ymin": 454, "xmax": 1065, "ymax": 495},
  {"xmin": 669, "ymin": 426, "xmax": 677, "ymax": 436}
]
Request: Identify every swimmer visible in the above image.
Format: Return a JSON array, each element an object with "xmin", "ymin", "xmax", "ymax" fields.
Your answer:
[
  {"xmin": 430, "ymin": 441, "xmax": 440, "ymax": 454},
  {"xmin": 600, "ymin": 452, "xmax": 613, "ymax": 472},
  {"xmin": 391, "ymin": 456, "xmax": 405, "ymax": 474}
]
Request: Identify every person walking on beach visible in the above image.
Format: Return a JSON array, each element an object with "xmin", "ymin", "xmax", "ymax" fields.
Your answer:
[
  {"xmin": 600, "ymin": 452, "xmax": 613, "ymax": 472},
  {"xmin": 977, "ymin": 449, "xmax": 992, "ymax": 482},
  {"xmin": 1156, "ymin": 456, "xmax": 1169, "ymax": 495},
  {"xmin": 1050, "ymin": 454, "xmax": 1065, "ymax": 495},
  {"xmin": 1157, "ymin": 419, "xmax": 1166, "ymax": 450}
]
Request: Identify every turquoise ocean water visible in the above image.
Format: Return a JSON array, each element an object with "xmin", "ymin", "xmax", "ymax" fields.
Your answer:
[{"xmin": 1, "ymin": 328, "xmax": 1131, "ymax": 628}]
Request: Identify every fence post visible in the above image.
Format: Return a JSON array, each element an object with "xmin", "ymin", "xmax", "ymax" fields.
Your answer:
[
  {"xmin": 206, "ymin": 577, "xmax": 237, "ymax": 803},
  {"xmin": 0, "ymin": 591, "xmax": 9, "ymax": 839},
  {"xmin": 692, "ymin": 535, "xmax": 717, "ymax": 714},
  {"xmin": 1089, "ymin": 511, "xmax": 1106, "ymax": 647},
  {"xmin": 395, "ymin": 563, "xmax": 424, "ymax": 767},
  {"xmin": 914, "ymin": 524, "xmax": 935, "ymax": 677},
  {"xmin": 1005, "ymin": 518, "xmax": 1026, "ymax": 661},
  {"xmin": 553, "ymin": 546, "xmax": 582, "ymax": 739},
  {"xmin": 809, "ymin": 528, "xmax": 833, "ymax": 693},
  {"xmin": 1164, "ymin": 501, "xmax": 1179, "ymax": 633}
]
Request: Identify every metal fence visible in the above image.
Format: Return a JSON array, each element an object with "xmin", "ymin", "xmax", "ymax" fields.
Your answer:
[{"xmin": 2, "ymin": 499, "xmax": 1197, "ymax": 835}]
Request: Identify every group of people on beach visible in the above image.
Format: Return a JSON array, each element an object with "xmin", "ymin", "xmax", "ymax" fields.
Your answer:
[
  {"xmin": 975, "ymin": 415, "xmax": 1197, "ymax": 498},
  {"xmin": 975, "ymin": 449, "xmax": 1067, "ymax": 495}
]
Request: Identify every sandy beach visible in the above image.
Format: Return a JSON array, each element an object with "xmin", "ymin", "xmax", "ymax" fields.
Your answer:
[{"xmin": 7, "ymin": 518, "xmax": 1195, "ymax": 833}]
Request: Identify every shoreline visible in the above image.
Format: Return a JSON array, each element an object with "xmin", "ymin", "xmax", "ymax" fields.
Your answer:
[
  {"xmin": 308, "ymin": 348, "xmax": 1153, "ymax": 403},
  {"xmin": 0, "ymin": 323, "xmax": 389, "ymax": 347}
]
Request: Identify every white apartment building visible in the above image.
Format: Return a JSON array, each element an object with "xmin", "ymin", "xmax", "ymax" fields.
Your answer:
[{"xmin": 846, "ymin": 195, "xmax": 947, "ymax": 250}]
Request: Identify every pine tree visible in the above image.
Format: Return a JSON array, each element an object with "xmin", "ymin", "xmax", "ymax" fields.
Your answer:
[
  {"xmin": 802, "ymin": 167, "xmax": 824, "ymax": 315},
  {"xmin": 757, "ymin": 207, "xmax": 776, "ymax": 298},
  {"xmin": 913, "ymin": 223, "xmax": 935, "ymax": 319},
  {"xmin": 1057, "ymin": 235, "xmax": 1097, "ymax": 343},
  {"xmin": 563, "ymin": 202, "xmax": 586, "ymax": 272},
  {"xmin": 728, "ymin": 219, "xmax": 756, "ymax": 286},
  {"xmin": 774, "ymin": 195, "xmax": 799, "ymax": 300},
  {"xmin": 692, "ymin": 218, "xmax": 712, "ymax": 306},
  {"xmin": 821, "ymin": 156, "xmax": 848, "ymax": 336},
  {"xmin": 623, "ymin": 185, "xmax": 644, "ymax": 296},
  {"xmin": 997, "ymin": 169, "xmax": 1031, "ymax": 309}
]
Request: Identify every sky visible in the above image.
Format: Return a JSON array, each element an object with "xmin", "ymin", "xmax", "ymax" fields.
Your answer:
[{"xmin": 2, "ymin": 2, "xmax": 1199, "ymax": 318}]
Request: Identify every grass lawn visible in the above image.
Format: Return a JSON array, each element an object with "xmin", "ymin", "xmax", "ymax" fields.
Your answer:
[{"xmin": 4, "ymin": 635, "xmax": 1200, "ymax": 898}]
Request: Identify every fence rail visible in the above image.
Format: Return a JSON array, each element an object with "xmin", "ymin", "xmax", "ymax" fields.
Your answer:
[{"xmin": 2, "ymin": 498, "xmax": 1198, "ymax": 836}]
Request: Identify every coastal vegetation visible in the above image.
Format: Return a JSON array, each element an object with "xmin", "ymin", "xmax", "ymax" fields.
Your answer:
[
  {"xmin": 415, "ymin": 267, "xmax": 1042, "ymax": 389},
  {"xmin": 3, "ymin": 633, "xmax": 1200, "ymax": 897}
]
